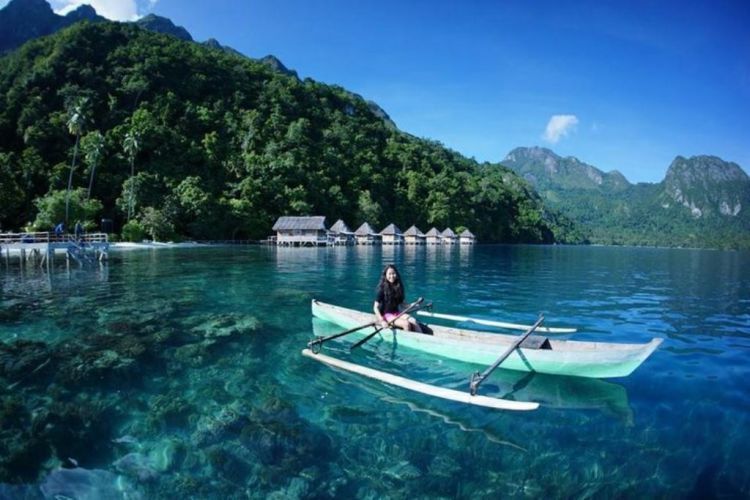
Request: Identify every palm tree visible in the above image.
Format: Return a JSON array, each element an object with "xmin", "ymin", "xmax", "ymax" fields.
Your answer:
[
  {"xmin": 65, "ymin": 97, "xmax": 89, "ymax": 225},
  {"xmin": 123, "ymin": 130, "xmax": 141, "ymax": 221},
  {"xmin": 83, "ymin": 130, "xmax": 105, "ymax": 200}
]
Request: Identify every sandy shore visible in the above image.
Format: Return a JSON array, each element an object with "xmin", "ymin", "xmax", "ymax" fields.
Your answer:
[{"xmin": 110, "ymin": 241, "xmax": 211, "ymax": 251}]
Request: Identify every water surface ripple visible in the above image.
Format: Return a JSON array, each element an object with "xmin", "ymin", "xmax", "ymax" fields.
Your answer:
[{"xmin": 0, "ymin": 245, "xmax": 748, "ymax": 498}]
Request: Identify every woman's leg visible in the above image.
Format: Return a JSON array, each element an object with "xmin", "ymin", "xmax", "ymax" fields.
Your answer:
[
  {"xmin": 407, "ymin": 315, "xmax": 424, "ymax": 333},
  {"xmin": 394, "ymin": 314, "xmax": 423, "ymax": 333}
]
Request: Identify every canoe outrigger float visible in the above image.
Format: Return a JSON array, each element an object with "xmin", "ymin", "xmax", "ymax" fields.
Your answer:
[{"xmin": 304, "ymin": 299, "xmax": 663, "ymax": 411}]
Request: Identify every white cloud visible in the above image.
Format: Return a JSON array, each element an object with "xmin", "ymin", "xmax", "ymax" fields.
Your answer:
[
  {"xmin": 543, "ymin": 114, "xmax": 579, "ymax": 143},
  {"xmin": 50, "ymin": 0, "xmax": 158, "ymax": 21}
]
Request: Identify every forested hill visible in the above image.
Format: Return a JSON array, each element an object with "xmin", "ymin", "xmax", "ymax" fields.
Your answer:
[
  {"xmin": 502, "ymin": 147, "xmax": 750, "ymax": 249},
  {"xmin": 0, "ymin": 21, "xmax": 580, "ymax": 243}
]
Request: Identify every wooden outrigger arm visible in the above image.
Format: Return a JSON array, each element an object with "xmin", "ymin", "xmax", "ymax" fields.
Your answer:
[{"xmin": 469, "ymin": 314, "xmax": 545, "ymax": 396}]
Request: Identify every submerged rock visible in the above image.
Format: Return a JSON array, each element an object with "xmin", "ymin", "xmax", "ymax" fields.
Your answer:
[
  {"xmin": 147, "ymin": 394, "xmax": 194, "ymax": 430},
  {"xmin": 189, "ymin": 313, "xmax": 261, "ymax": 341},
  {"xmin": 383, "ymin": 460, "xmax": 422, "ymax": 481},
  {"xmin": 40, "ymin": 467, "xmax": 142, "ymax": 499},
  {"xmin": 192, "ymin": 404, "xmax": 248, "ymax": 447},
  {"xmin": 113, "ymin": 452, "xmax": 159, "ymax": 481}
]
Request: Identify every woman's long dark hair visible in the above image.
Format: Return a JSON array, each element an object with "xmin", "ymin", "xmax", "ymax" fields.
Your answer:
[{"xmin": 376, "ymin": 264, "xmax": 405, "ymax": 313}]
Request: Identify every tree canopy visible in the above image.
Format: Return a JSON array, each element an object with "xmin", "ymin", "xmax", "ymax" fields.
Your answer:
[{"xmin": 0, "ymin": 21, "xmax": 581, "ymax": 243}]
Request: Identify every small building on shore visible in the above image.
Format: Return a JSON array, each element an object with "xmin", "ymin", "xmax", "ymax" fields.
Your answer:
[
  {"xmin": 329, "ymin": 219, "xmax": 354, "ymax": 246},
  {"xmin": 459, "ymin": 229, "xmax": 476, "ymax": 245},
  {"xmin": 403, "ymin": 225, "xmax": 425, "ymax": 245},
  {"xmin": 425, "ymin": 227, "xmax": 442, "ymax": 245},
  {"xmin": 354, "ymin": 222, "xmax": 381, "ymax": 245},
  {"xmin": 380, "ymin": 223, "xmax": 404, "ymax": 245},
  {"xmin": 441, "ymin": 228, "xmax": 458, "ymax": 245},
  {"xmin": 272, "ymin": 216, "xmax": 328, "ymax": 246}
]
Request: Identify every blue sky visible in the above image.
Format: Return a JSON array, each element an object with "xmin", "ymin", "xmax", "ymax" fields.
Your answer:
[{"xmin": 4, "ymin": 0, "xmax": 749, "ymax": 183}]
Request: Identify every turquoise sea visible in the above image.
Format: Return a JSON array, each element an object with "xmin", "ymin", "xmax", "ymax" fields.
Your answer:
[{"xmin": 1, "ymin": 245, "xmax": 748, "ymax": 498}]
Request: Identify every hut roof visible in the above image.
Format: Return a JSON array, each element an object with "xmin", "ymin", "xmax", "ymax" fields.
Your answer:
[
  {"xmin": 403, "ymin": 225, "xmax": 424, "ymax": 236},
  {"xmin": 460, "ymin": 229, "xmax": 475, "ymax": 238},
  {"xmin": 380, "ymin": 223, "xmax": 402, "ymax": 235},
  {"xmin": 425, "ymin": 228, "xmax": 441, "ymax": 237},
  {"xmin": 272, "ymin": 216, "xmax": 327, "ymax": 231},
  {"xmin": 441, "ymin": 228, "xmax": 457, "ymax": 237},
  {"xmin": 354, "ymin": 222, "xmax": 378, "ymax": 235},
  {"xmin": 330, "ymin": 219, "xmax": 352, "ymax": 233}
]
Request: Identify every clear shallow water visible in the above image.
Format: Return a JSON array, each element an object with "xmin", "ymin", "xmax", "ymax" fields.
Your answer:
[{"xmin": 0, "ymin": 245, "xmax": 748, "ymax": 498}]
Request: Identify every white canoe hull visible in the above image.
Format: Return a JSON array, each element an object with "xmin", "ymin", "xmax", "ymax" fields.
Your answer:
[{"xmin": 312, "ymin": 300, "xmax": 662, "ymax": 378}]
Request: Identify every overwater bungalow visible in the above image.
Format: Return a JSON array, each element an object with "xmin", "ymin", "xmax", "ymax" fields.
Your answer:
[
  {"xmin": 380, "ymin": 223, "xmax": 404, "ymax": 245},
  {"xmin": 425, "ymin": 227, "xmax": 442, "ymax": 245},
  {"xmin": 441, "ymin": 228, "xmax": 458, "ymax": 245},
  {"xmin": 459, "ymin": 229, "xmax": 476, "ymax": 245},
  {"xmin": 328, "ymin": 219, "xmax": 354, "ymax": 246},
  {"xmin": 354, "ymin": 222, "xmax": 381, "ymax": 245},
  {"xmin": 403, "ymin": 225, "xmax": 425, "ymax": 245},
  {"xmin": 272, "ymin": 216, "xmax": 328, "ymax": 246}
]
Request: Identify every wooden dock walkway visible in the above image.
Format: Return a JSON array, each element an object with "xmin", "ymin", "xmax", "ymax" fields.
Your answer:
[{"xmin": 1, "ymin": 232, "xmax": 109, "ymax": 269}]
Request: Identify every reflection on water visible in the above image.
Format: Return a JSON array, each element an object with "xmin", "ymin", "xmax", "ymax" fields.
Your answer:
[
  {"xmin": 311, "ymin": 317, "xmax": 633, "ymax": 424},
  {"xmin": 0, "ymin": 245, "xmax": 748, "ymax": 498}
]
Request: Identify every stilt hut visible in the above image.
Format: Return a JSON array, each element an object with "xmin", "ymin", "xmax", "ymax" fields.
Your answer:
[
  {"xmin": 441, "ymin": 228, "xmax": 458, "ymax": 245},
  {"xmin": 425, "ymin": 227, "xmax": 442, "ymax": 245},
  {"xmin": 329, "ymin": 219, "xmax": 354, "ymax": 245},
  {"xmin": 354, "ymin": 222, "xmax": 381, "ymax": 245},
  {"xmin": 380, "ymin": 223, "xmax": 404, "ymax": 245},
  {"xmin": 272, "ymin": 216, "xmax": 328, "ymax": 246},
  {"xmin": 459, "ymin": 229, "xmax": 476, "ymax": 245},
  {"xmin": 403, "ymin": 225, "xmax": 425, "ymax": 245}
]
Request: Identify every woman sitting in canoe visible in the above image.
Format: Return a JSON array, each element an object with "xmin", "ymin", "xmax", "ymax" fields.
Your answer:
[{"xmin": 374, "ymin": 264, "xmax": 424, "ymax": 333}]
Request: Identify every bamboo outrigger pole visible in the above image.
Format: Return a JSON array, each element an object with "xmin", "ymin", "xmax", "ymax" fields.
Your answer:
[{"xmin": 469, "ymin": 314, "xmax": 545, "ymax": 396}]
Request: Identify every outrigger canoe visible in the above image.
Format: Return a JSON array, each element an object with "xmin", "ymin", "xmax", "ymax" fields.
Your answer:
[{"xmin": 311, "ymin": 300, "xmax": 662, "ymax": 379}]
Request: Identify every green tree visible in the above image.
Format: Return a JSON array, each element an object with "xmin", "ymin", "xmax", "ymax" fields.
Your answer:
[
  {"xmin": 32, "ymin": 188, "xmax": 102, "ymax": 231},
  {"xmin": 140, "ymin": 206, "xmax": 174, "ymax": 241},
  {"xmin": 123, "ymin": 129, "xmax": 141, "ymax": 221},
  {"xmin": 64, "ymin": 97, "xmax": 89, "ymax": 225},
  {"xmin": 81, "ymin": 130, "xmax": 105, "ymax": 199}
]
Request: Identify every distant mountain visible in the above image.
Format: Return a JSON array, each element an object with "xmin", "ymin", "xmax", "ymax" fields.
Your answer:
[
  {"xmin": 257, "ymin": 54, "xmax": 298, "ymax": 78},
  {"xmin": 0, "ymin": 0, "xmax": 104, "ymax": 53},
  {"xmin": 661, "ymin": 155, "xmax": 749, "ymax": 218},
  {"xmin": 203, "ymin": 37, "xmax": 245, "ymax": 58},
  {"xmin": 502, "ymin": 147, "xmax": 750, "ymax": 249},
  {"xmin": 0, "ymin": 0, "xmax": 400, "ymax": 135},
  {"xmin": 0, "ymin": 0, "xmax": 194, "ymax": 52},
  {"xmin": 504, "ymin": 146, "xmax": 630, "ymax": 192},
  {"xmin": 133, "ymin": 14, "xmax": 192, "ymax": 42}
]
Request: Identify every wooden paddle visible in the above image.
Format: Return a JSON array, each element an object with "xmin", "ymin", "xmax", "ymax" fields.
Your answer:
[
  {"xmin": 349, "ymin": 297, "xmax": 425, "ymax": 351},
  {"xmin": 469, "ymin": 314, "xmax": 545, "ymax": 396},
  {"xmin": 308, "ymin": 320, "xmax": 377, "ymax": 354}
]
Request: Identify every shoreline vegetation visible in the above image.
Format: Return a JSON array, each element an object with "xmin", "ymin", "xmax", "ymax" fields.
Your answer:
[
  {"xmin": 0, "ymin": 22, "xmax": 580, "ymax": 247},
  {"xmin": 1, "ymin": 20, "xmax": 746, "ymax": 249}
]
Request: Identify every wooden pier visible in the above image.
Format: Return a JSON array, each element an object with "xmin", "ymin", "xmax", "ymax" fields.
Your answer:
[{"xmin": 1, "ymin": 232, "xmax": 109, "ymax": 269}]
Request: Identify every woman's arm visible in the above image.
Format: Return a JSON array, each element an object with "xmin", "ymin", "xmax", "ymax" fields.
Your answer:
[{"xmin": 373, "ymin": 301, "xmax": 385, "ymax": 324}]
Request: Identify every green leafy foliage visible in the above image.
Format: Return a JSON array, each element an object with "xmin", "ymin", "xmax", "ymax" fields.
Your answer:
[
  {"xmin": 0, "ymin": 22, "xmax": 577, "ymax": 243},
  {"xmin": 30, "ymin": 188, "xmax": 102, "ymax": 231}
]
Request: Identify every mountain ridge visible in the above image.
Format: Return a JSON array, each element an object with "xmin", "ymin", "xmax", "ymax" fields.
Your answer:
[
  {"xmin": 0, "ymin": 0, "xmax": 295, "ymax": 78},
  {"xmin": 502, "ymin": 147, "xmax": 750, "ymax": 248},
  {"xmin": 0, "ymin": 21, "xmax": 570, "ymax": 244}
]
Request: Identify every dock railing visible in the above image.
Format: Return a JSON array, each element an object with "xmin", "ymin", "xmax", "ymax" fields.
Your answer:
[{"xmin": 0, "ymin": 232, "xmax": 108, "ymax": 244}]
